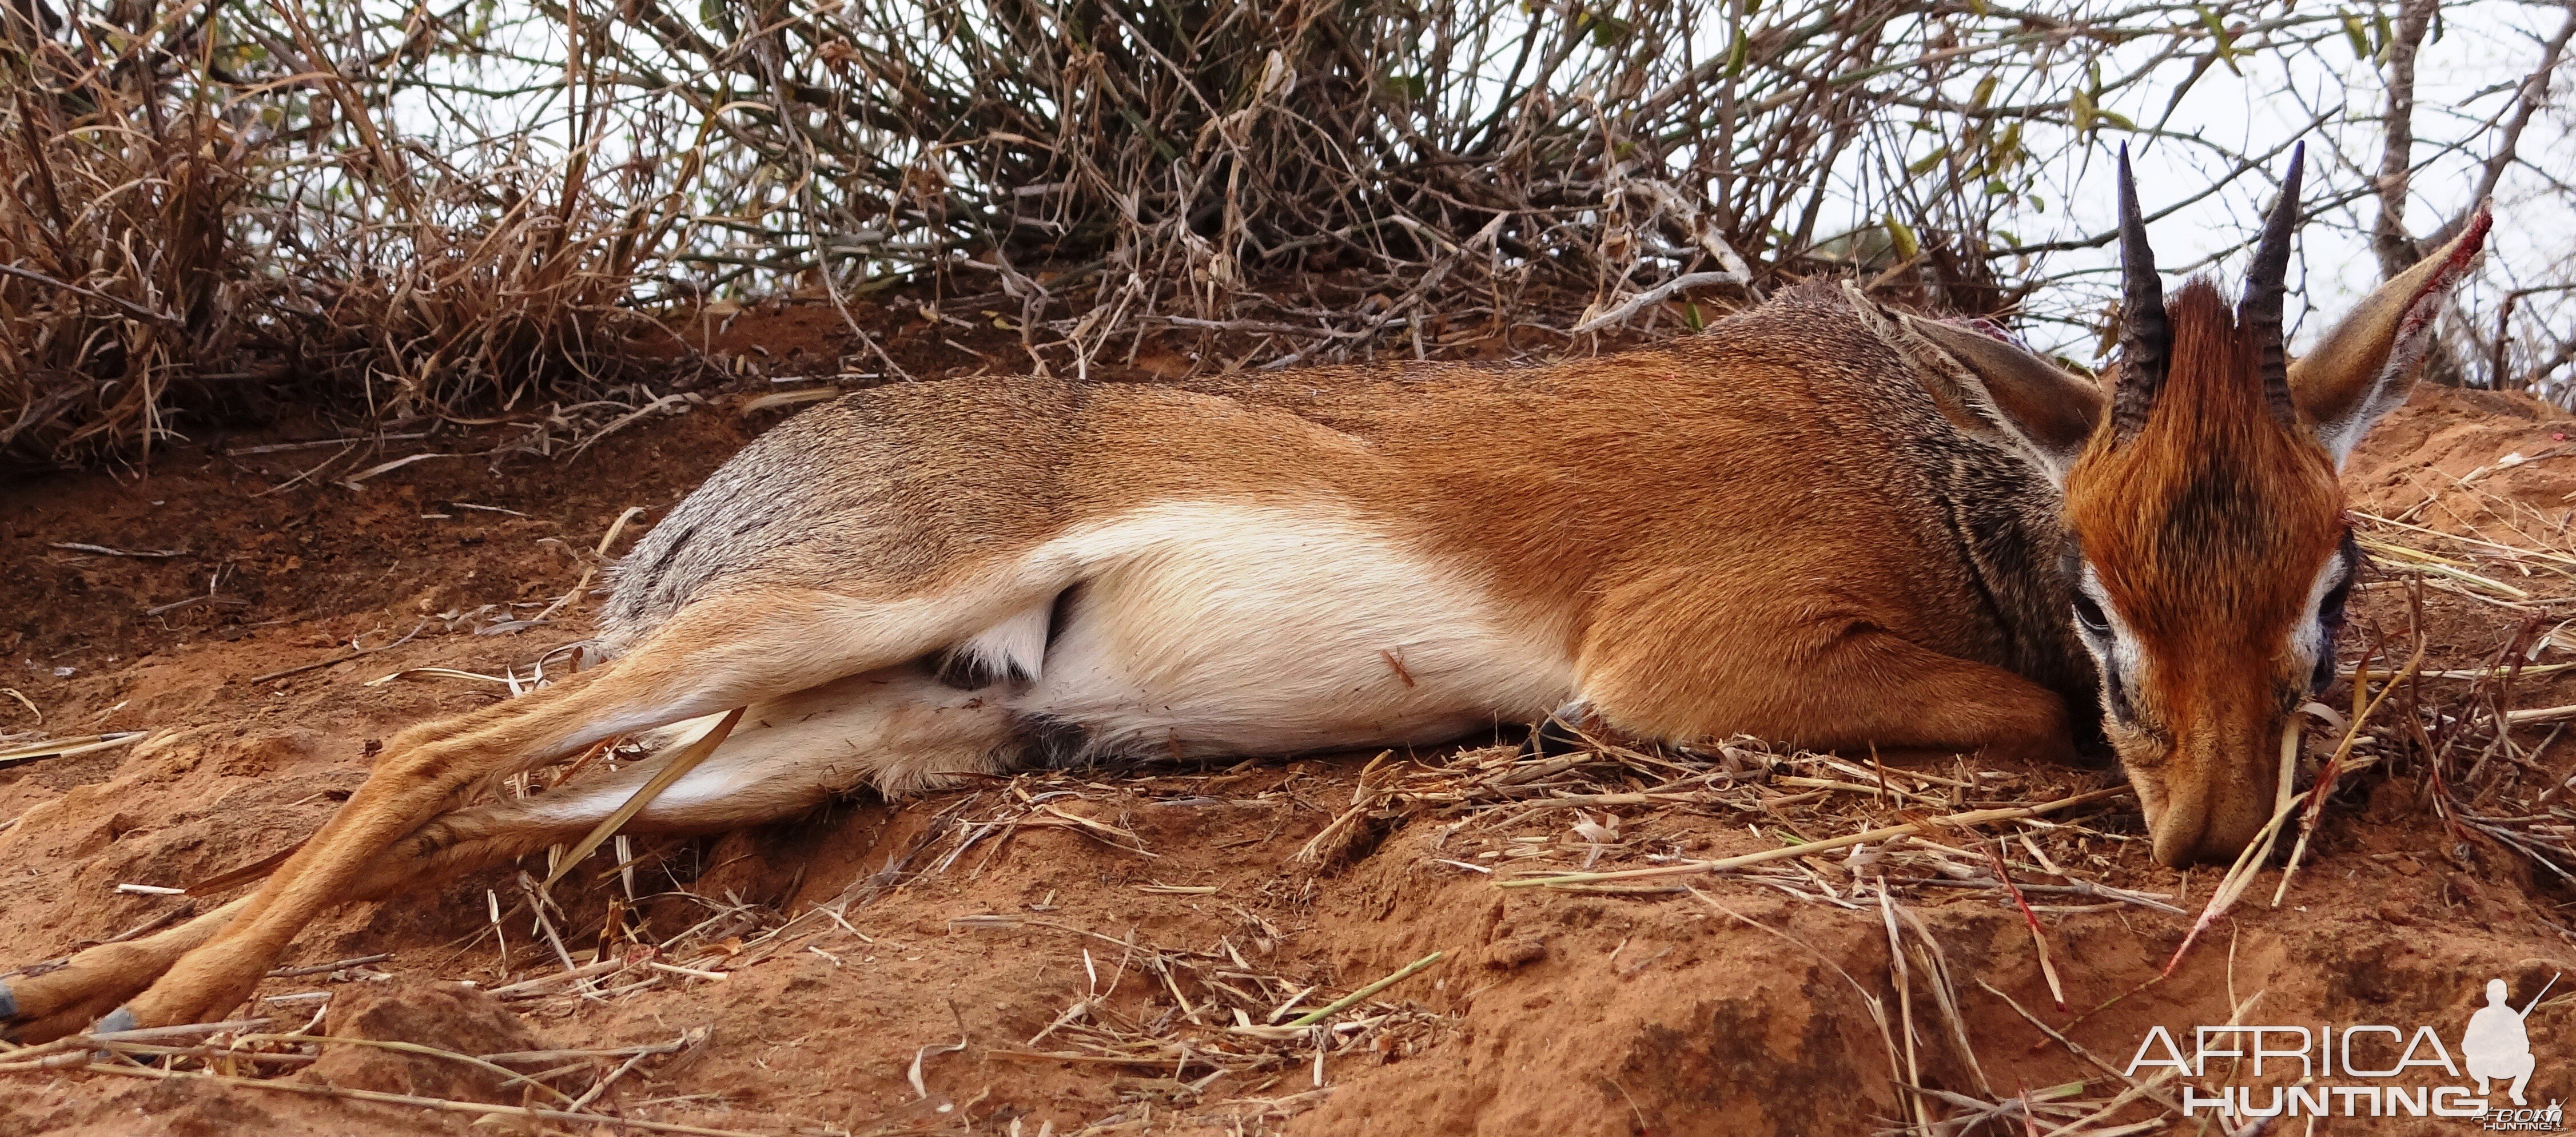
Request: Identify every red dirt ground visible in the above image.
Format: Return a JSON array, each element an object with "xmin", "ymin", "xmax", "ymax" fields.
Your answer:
[{"xmin": 6, "ymin": 328, "xmax": 2576, "ymax": 1135}]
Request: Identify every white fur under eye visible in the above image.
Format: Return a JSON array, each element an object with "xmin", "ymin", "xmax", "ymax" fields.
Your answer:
[
  {"xmin": 2295, "ymin": 550, "xmax": 2351, "ymax": 680},
  {"xmin": 2073, "ymin": 564, "xmax": 2142, "ymax": 708}
]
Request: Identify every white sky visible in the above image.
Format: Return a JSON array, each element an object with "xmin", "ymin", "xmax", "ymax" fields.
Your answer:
[{"xmin": 1998, "ymin": 1, "xmax": 2570, "ymax": 368}]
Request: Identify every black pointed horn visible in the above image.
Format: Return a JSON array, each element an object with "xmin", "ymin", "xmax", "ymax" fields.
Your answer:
[
  {"xmin": 2240, "ymin": 141, "xmax": 2304, "ymax": 426},
  {"xmin": 2110, "ymin": 144, "xmax": 2168, "ymax": 439}
]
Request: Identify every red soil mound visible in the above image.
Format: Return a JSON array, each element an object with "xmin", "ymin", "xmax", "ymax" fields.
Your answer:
[{"xmin": 5, "ymin": 366, "xmax": 2574, "ymax": 1135}]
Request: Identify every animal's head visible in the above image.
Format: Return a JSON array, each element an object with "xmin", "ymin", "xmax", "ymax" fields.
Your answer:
[
  {"xmin": 2069, "ymin": 145, "xmax": 2486, "ymax": 865},
  {"xmin": 1870, "ymin": 144, "xmax": 2488, "ymax": 865}
]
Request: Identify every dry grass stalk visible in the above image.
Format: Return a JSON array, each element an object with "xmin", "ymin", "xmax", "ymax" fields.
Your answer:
[
  {"xmin": 1293, "ymin": 750, "xmax": 1393, "ymax": 864},
  {"xmin": 0, "ymin": 731, "xmax": 145, "ymax": 768},
  {"xmin": 1498, "ymin": 785, "xmax": 2132, "ymax": 889},
  {"xmin": 1279, "ymin": 952, "xmax": 1442, "ymax": 1028},
  {"xmin": 942, "ymin": 913, "xmax": 1443, "ymax": 1091},
  {"xmin": 30, "ymin": 1062, "xmax": 761, "ymax": 1136},
  {"xmin": 2156, "ymin": 727, "xmax": 2302, "ymax": 979},
  {"xmin": 542, "ymin": 707, "xmax": 743, "ymax": 890},
  {"xmin": 2270, "ymin": 633, "xmax": 2429, "ymax": 906},
  {"xmin": 1976, "ymin": 979, "xmax": 2187, "ymax": 1119},
  {"xmin": 1875, "ymin": 890, "xmax": 1936, "ymax": 1135},
  {"xmin": 1973, "ymin": 837, "xmax": 2068, "ymax": 1012}
]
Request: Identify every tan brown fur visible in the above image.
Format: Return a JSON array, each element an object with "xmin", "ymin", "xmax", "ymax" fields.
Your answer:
[
  {"xmin": 620, "ymin": 288, "xmax": 2092, "ymax": 716},
  {"xmin": 603, "ymin": 289, "xmax": 2096, "ymax": 761},
  {"xmin": 1, "ymin": 201, "xmax": 2489, "ymax": 1036}
]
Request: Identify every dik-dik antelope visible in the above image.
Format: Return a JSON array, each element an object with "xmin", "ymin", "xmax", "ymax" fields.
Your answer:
[{"xmin": 2, "ymin": 148, "xmax": 2488, "ymax": 1041}]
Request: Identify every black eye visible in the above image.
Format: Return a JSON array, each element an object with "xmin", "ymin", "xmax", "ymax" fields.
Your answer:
[
  {"xmin": 2072, "ymin": 593, "xmax": 2112, "ymax": 636},
  {"xmin": 2320, "ymin": 578, "xmax": 2352, "ymax": 628},
  {"xmin": 2311, "ymin": 574, "xmax": 2356, "ymax": 694}
]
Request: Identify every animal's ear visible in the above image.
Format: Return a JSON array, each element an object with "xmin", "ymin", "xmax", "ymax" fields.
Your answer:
[
  {"xmin": 2291, "ymin": 204, "xmax": 2491, "ymax": 466},
  {"xmin": 1849, "ymin": 285, "xmax": 2104, "ymax": 483}
]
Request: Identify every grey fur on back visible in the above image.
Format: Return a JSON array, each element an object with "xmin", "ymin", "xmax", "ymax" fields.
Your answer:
[{"xmin": 598, "ymin": 379, "xmax": 1092, "ymax": 653}]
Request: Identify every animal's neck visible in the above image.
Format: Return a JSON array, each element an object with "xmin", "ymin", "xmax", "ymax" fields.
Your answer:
[{"xmin": 1931, "ymin": 450, "xmax": 2103, "ymax": 715}]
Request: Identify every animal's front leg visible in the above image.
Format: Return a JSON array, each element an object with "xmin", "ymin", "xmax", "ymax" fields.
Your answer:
[{"xmin": 1575, "ymin": 574, "xmax": 2079, "ymax": 766}]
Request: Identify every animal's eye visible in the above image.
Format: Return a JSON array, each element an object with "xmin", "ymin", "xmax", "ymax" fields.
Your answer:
[
  {"xmin": 2320, "ymin": 578, "xmax": 2352, "ymax": 627},
  {"xmin": 2072, "ymin": 593, "xmax": 2112, "ymax": 636}
]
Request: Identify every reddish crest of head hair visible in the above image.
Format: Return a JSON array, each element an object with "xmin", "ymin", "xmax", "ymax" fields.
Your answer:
[{"xmin": 2065, "ymin": 279, "xmax": 2343, "ymax": 652}]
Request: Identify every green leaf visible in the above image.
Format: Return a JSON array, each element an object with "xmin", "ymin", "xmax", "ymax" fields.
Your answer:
[
  {"xmin": 2342, "ymin": 11, "xmax": 2372, "ymax": 59},
  {"xmin": 2192, "ymin": 5, "xmax": 2220, "ymax": 34},
  {"xmin": 2195, "ymin": 4, "xmax": 2239, "ymax": 73},
  {"xmin": 2026, "ymin": 194, "xmax": 2045, "ymax": 213},
  {"xmin": 1683, "ymin": 303, "xmax": 1705, "ymax": 332},
  {"xmin": 2070, "ymin": 86, "xmax": 2096, "ymax": 134},
  {"xmin": 1724, "ymin": 33, "xmax": 1748, "ymax": 78},
  {"xmin": 2096, "ymin": 109, "xmax": 2136, "ymax": 132},
  {"xmin": 1972, "ymin": 74, "xmax": 1998, "ymax": 109},
  {"xmin": 1884, "ymin": 215, "xmax": 1920, "ymax": 260},
  {"xmin": 1383, "ymin": 73, "xmax": 1428, "ymax": 101},
  {"xmin": 1906, "ymin": 145, "xmax": 1950, "ymax": 176},
  {"xmin": 1587, "ymin": 12, "xmax": 1634, "ymax": 47}
]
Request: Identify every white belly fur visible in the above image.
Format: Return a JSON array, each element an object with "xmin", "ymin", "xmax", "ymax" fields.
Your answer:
[{"xmin": 1008, "ymin": 503, "xmax": 1578, "ymax": 757}]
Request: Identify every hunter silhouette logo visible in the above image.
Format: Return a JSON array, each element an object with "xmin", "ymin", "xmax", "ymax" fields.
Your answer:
[
  {"xmin": 2465, "ymin": 978, "xmax": 2543, "ymax": 1107},
  {"xmin": 2126, "ymin": 973, "xmax": 2563, "ymax": 1127}
]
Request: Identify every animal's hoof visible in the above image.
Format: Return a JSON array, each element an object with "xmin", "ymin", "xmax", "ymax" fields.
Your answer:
[
  {"xmin": 95, "ymin": 1007, "xmax": 137, "ymax": 1035},
  {"xmin": 0, "ymin": 981, "xmax": 16, "ymax": 1020}
]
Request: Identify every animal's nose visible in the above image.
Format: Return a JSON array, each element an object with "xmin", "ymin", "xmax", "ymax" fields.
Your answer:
[
  {"xmin": 2148, "ymin": 742, "xmax": 2282, "ymax": 866},
  {"xmin": 2148, "ymin": 804, "xmax": 2209, "ymax": 868},
  {"xmin": 2192, "ymin": 806, "xmax": 2271, "ymax": 865},
  {"xmin": 2151, "ymin": 813, "xmax": 2257, "ymax": 866}
]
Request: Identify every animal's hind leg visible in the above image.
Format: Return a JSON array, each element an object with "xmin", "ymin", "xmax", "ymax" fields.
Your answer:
[
  {"xmin": 355, "ymin": 666, "xmax": 1026, "ymax": 892},
  {"xmin": 1, "ymin": 898, "xmax": 249, "ymax": 1042},
  {"xmin": 98, "ymin": 586, "xmax": 1038, "ymax": 1032},
  {"xmin": 0, "ymin": 704, "xmax": 862, "ymax": 1044},
  {"xmin": 1, "ymin": 665, "xmax": 1026, "ymax": 1043}
]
